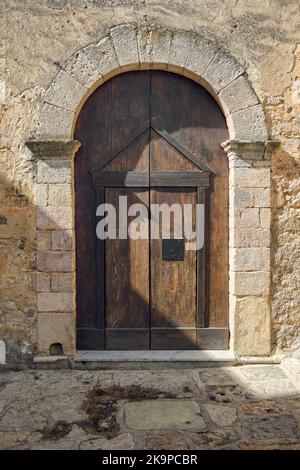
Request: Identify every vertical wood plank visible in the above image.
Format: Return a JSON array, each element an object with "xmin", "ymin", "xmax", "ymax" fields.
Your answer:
[
  {"xmin": 196, "ymin": 186, "xmax": 206, "ymax": 329},
  {"xmin": 96, "ymin": 188, "xmax": 105, "ymax": 330}
]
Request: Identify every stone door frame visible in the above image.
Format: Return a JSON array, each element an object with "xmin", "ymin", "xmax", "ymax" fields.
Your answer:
[{"xmin": 27, "ymin": 24, "xmax": 278, "ymax": 358}]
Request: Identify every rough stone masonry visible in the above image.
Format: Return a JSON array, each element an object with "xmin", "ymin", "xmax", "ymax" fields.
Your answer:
[{"xmin": 0, "ymin": 0, "xmax": 299, "ymax": 364}]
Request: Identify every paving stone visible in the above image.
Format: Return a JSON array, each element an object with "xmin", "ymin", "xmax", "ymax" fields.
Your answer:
[
  {"xmin": 0, "ymin": 407, "xmax": 47, "ymax": 432},
  {"xmin": 79, "ymin": 433, "xmax": 134, "ymax": 450},
  {"xmin": 115, "ymin": 370, "xmax": 201, "ymax": 397},
  {"xmin": 238, "ymin": 442, "xmax": 300, "ymax": 450},
  {"xmin": 125, "ymin": 400, "xmax": 206, "ymax": 430},
  {"xmin": 32, "ymin": 439, "xmax": 80, "ymax": 450},
  {"xmin": 240, "ymin": 415, "xmax": 298, "ymax": 441},
  {"xmin": 280, "ymin": 358, "xmax": 300, "ymax": 384},
  {"xmin": 242, "ymin": 400, "xmax": 288, "ymax": 416},
  {"xmin": 198, "ymin": 368, "xmax": 241, "ymax": 386},
  {"xmin": 239, "ymin": 366, "xmax": 289, "ymax": 382},
  {"xmin": 50, "ymin": 407, "xmax": 87, "ymax": 423},
  {"xmin": 143, "ymin": 433, "xmax": 190, "ymax": 450},
  {"xmin": 186, "ymin": 429, "xmax": 238, "ymax": 449},
  {"xmin": 207, "ymin": 384, "xmax": 255, "ymax": 403},
  {"xmin": 0, "ymin": 400, "xmax": 6, "ymax": 414},
  {"xmin": 0, "ymin": 366, "xmax": 299, "ymax": 450},
  {"xmin": 97, "ymin": 372, "xmax": 114, "ymax": 388},
  {"xmin": 203, "ymin": 404, "xmax": 237, "ymax": 427},
  {"xmin": 247, "ymin": 381, "xmax": 298, "ymax": 400},
  {"xmin": 0, "ymin": 431, "xmax": 40, "ymax": 450}
]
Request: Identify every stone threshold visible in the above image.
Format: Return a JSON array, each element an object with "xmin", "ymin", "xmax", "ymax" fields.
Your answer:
[
  {"xmin": 32, "ymin": 350, "xmax": 281, "ymax": 364},
  {"xmin": 74, "ymin": 350, "xmax": 236, "ymax": 362}
]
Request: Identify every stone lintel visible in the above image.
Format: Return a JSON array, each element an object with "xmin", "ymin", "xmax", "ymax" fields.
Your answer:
[
  {"xmin": 222, "ymin": 139, "xmax": 280, "ymax": 160},
  {"xmin": 26, "ymin": 140, "xmax": 81, "ymax": 159}
]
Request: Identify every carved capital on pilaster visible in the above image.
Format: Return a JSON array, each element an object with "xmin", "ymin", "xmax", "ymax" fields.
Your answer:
[
  {"xmin": 222, "ymin": 139, "xmax": 280, "ymax": 161},
  {"xmin": 26, "ymin": 140, "xmax": 81, "ymax": 159}
]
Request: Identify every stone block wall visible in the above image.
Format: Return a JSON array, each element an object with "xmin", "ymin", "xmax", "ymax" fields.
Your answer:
[{"xmin": 0, "ymin": 0, "xmax": 299, "ymax": 362}]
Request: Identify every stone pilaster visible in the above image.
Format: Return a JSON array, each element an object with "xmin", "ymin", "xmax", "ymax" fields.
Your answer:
[
  {"xmin": 26, "ymin": 140, "xmax": 80, "ymax": 356},
  {"xmin": 222, "ymin": 139, "xmax": 278, "ymax": 356}
]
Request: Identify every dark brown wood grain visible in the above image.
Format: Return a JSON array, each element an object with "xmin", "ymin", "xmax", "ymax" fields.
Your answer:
[
  {"xmin": 105, "ymin": 187, "xmax": 150, "ymax": 347},
  {"xmin": 150, "ymin": 188, "xmax": 197, "ymax": 331},
  {"xmin": 74, "ymin": 70, "xmax": 229, "ymax": 350},
  {"xmin": 150, "ymin": 71, "xmax": 229, "ymax": 327}
]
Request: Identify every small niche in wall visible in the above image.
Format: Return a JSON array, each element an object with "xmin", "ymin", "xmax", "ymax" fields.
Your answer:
[{"xmin": 49, "ymin": 343, "xmax": 64, "ymax": 356}]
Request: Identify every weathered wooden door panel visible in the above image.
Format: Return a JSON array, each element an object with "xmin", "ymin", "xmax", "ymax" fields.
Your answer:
[
  {"xmin": 105, "ymin": 187, "xmax": 150, "ymax": 350},
  {"xmin": 150, "ymin": 71, "xmax": 229, "ymax": 327},
  {"xmin": 150, "ymin": 187, "xmax": 197, "ymax": 350},
  {"xmin": 74, "ymin": 70, "xmax": 229, "ymax": 351}
]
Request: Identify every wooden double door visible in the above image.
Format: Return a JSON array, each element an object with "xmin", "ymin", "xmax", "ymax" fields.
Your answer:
[{"xmin": 75, "ymin": 71, "xmax": 229, "ymax": 351}]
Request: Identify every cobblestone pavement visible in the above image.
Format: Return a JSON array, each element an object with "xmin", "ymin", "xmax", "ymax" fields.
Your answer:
[{"xmin": 0, "ymin": 361, "xmax": 300, "ymax": 450}]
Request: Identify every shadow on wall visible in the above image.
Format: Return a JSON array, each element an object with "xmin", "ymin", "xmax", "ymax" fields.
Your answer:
[
  {"xmin": 0, "ymin": 145, "xmax": 299, "ymax": 361},
  {"xmin": 0, "ymin": 167, "xmax": 36, "ymax": 364},
  {"xmin": 0, "ymin": 151, "xmax": 202, "ymax": 363}
]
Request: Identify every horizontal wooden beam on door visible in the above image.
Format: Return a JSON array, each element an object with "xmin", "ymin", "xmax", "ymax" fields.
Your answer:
[
  {"xmin": 151, "ymin": 172, "xmax": 210, "ymax": 187},
  {"xmin": 91, "ymin": 171, "xmax": 210, "ymax": 187}
]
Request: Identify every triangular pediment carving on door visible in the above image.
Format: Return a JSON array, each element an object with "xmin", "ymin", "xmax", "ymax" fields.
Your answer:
[{"xmin": 92, "ymin": 127, "xmax": 214, "ymax": 174}]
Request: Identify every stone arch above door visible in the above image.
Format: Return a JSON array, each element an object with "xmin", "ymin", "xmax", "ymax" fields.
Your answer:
[
  {"xmin": 27, "ymin": 24, "xmax": 280, "ymax": 359},
  {"xmin": 36, "ymin": 23, "xmax": 268, "ymax": 142}
]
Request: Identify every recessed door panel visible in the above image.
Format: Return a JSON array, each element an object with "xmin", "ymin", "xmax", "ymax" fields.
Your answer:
[
  {"xmin": 105, "ymin": 187, "xmax": 150, "ymax": 349},
  {"xmin": 150, "ymin": 187, "xmax": 197, "ymax": 349}
]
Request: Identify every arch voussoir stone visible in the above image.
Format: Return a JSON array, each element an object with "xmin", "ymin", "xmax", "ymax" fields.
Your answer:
[
  {"xmin": 44, "ymin": 69, "xmax": 87, "ymax": 112},
  {"xmin": 37, "ymin": 24, "xmax": 267, "ymax": 141},
  {"xmin": 37, "ymin": 103, "xmax": 74, "ymax": 140},
  {"xmin": 110, "ymin": 23, "xmax": 139, "ymax": 70},
  {"xmin": 80, "ymin": 36, "xmax": 120, "ymax": 83},
  {"xmin": 202, "ymin": 49, "xmax": 244, "ymax": 93},
  {"xmin": 37, "ymin": 23, "xmax": 269, "ymax": 144},
  {"xmin": 219, "ymin": 75, "xmax": 259, "ymax": 116},
  {"xmin": 228, "ymin": 104, "xmax": 268, "ymax": 141},
  {"xmin": 168, "ymin": 31, "xmax": 195, "ymax": 70}
]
